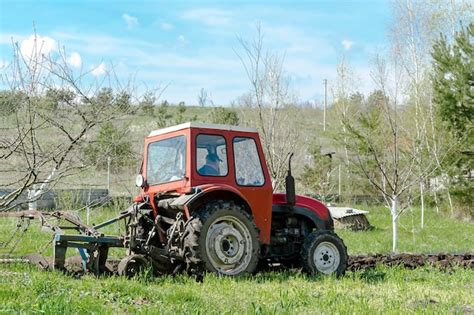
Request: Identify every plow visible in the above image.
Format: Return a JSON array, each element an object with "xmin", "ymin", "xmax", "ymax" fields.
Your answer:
[
  {"xmin": 1, "ymin": 122, "xmax": 472, "ymax": 278},
  {"xmin": 0, "ymin": 206, "xmax": 170, "ymax": 277}
]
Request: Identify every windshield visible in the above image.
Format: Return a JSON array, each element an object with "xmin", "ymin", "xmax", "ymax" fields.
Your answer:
[{"xmin": 146, "ymin": 135, "xmax": 186, "ymax": 185}]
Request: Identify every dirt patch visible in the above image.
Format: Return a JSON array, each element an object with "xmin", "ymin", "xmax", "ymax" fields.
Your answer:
[
  {"xmin": 348, "ymin": 253, "xmax": 473, "ymax": 271},
  {"xmin": 9, "ymin": 252, "xmax": 473, "ymax": 275}
]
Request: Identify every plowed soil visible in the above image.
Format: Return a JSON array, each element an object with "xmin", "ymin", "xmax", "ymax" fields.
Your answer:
[
  {"xmin": 348, "ymin": 253, "xmax": 473, "ymax": 271},
  {"xmin": 4, "ymin": 253, "xmax": 473, "ymax": 273}
]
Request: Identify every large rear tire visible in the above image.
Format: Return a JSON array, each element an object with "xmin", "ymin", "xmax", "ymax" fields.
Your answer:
[
  {"xmin": 301, "ymin": 230, "xmax": 347, "ymax": 276},
  {"xmin": 184, "ymin": 200, "xmax": 260, "ymax": 276}
]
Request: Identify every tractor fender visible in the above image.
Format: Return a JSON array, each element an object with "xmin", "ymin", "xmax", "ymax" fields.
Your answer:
[
  {"xmin": 168, "ymin": 184, "xmax": 252, "ymax": 218},
  {"xmin": 272, "ymin": 193, "xmax": 334, "ymax": 230}
]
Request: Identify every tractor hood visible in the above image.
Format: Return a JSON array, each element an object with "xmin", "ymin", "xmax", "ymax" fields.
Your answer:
[{"xmin": 272, "ymin": 193, "xmax": 332, "ymax": 223}]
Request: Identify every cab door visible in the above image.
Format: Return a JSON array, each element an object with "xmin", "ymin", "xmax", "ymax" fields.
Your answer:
[{"xmin": 231, "ymin": 135, "xmax": 273, "ymax": 243}]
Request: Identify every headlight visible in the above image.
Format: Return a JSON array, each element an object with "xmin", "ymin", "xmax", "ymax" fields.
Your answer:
[{"xmin": 135, "ymin": 174, "xmax": 145, "ymax": 187}]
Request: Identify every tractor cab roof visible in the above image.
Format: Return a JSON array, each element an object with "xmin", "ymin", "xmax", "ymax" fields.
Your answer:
[{"xmin": 148, "ymin": 122, "xmax": 258, "ymax": 138}]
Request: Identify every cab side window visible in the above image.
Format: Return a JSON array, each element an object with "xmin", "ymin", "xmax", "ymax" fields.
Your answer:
[
  {"xmin": 196, "ymin": 134, "xmax": 228, "ymax": 176},
  {"xmin": 233, "ymin": 137, "xmax": 264, "ymax": 186}
]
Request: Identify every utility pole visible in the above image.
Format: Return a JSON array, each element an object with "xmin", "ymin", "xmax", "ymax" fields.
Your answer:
[
  {"xmin": 86, "ymin": 189, "xmax": 91, "ymax": 225},
  {"xmin": 338, "ymin": 164, "xmax": 342, "ymax": 199},
  {"xmin": 107, "ymin": 156, "xmax": 111, "ymax": 194},
  {"xmin": 323, "ymin": 79, "xmax": 327, "ymax": 132}
]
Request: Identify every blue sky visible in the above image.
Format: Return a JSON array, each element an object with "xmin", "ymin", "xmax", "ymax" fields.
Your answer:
[{"xmin": 0, "ymin": 0, "xmax": 392, "ymax": 105}]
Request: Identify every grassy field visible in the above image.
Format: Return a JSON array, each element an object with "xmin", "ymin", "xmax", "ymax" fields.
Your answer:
[
  {"xmin": 1, "ymin": 264, "xmax": 473, "ymax": 314},
  {"xmin": 0, "ymin": 206, "xmax": 473, "ymax": 313},
  {"xmin": 338, "ymin": 206, "xmax": 474, "ymax": 254}
]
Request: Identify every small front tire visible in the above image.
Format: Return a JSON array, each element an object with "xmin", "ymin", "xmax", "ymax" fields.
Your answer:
[
  {"xmin": 118, "ymin": 254, "xmax": 150, "ymax": 278},
  {"xmin": 301, "ymin": 230, "xmax": 347, "ymax": 276}
]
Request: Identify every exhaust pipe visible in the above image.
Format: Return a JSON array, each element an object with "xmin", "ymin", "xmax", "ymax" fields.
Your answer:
[{"xmin": 285, "ymin": 153, "xmax": 296, "ymax": 206}]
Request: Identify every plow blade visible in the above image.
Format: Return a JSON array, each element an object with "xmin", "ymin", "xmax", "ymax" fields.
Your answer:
[
  {"xmin": 24, "ymin": 253, "xmax": 51, "ymax": 270},
  {"xmin": 329, "ymin": 207, "xmax": 372, "ymax": 231}
]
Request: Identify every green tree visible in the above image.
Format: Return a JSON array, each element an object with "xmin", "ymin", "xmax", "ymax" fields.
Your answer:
[
  {"xmin": 156, "ymin": 100, "xmax": 173, "ymax": 128},
  {"xmin": 84, "ymin": 122, "xmax": 134, "ymax": 171},
  {"xmin": 174, "ymin": 101, "xmax": 197, "ymax": 125},
  {"xmin": 115, "ymin": 91, "xmax": 131, "ymax": 113},
  {"xmin": 432, "ymin": 23, "xmax": 473, "ymax": 138},
  {"xmin": 88, "ymin": 88, "xmax": 131, "ymax": 114},
  {"xmin": 208, "ymin": 107, "xmax": 240, "ymax": 125},
  {"xmin": 174, "ymin": 101, "xmax": 187, "ymax": 124},
  {"xmin": 349, "ymin": 92, "xmax": 365, "ymax": 112},
  {"xmin": 41, "ymin": 88, "xmax": 75, "ymax": 111},
  {"xmin": 431, "ymin": 23, "xmax": 474, "ymax": 217},
  {"xmin": 93, "ymin": 88, "xmax": 114, "ymax": 108},
  {"xmin": 0, "ymin": 90, "xmax": 24, "ymax": 116},
  {"xmin": 139, "ymin": 91, "xmax": 156, "ymax": 117},
  {"xmin": 366, "ymin": 90, "xmax": 389, "ymax": 113}
]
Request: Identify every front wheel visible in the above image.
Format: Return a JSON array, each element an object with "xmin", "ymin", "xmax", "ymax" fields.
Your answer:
[
  {"xmin": 117, "ymin": 254, "xmax": 150, "ymax": 278},
  {"xmin": 183, "ymin": 200, "xmax": 260, "ymax": 276},
  {"xmin": 300, "ymin": 230, "xmax": 347, "ymax": 276}
]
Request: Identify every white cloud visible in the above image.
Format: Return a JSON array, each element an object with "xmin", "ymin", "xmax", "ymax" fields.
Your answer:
[
  {"xmin": 67, "ymin": 52, "xmax": 82, "ymax": 68},
  {"xmin": 0, "ymin": 33, "xmax": 26, "ymax": 45},
  {"xmin": 122, "ymin": 13, "xmax": 138, "ymax": 29},
  {"xmin": 342, "ymin": 39, "xmax": 354, "ymax": 51},
  {"xmin": 20, "ymin": 34, "xmax": 57, "ymax": 60},
  {"xmin": 181, "ymin": 8, "xmax": 232, "ymax": 26},
  {"xmin": 177, "ymin": 35, "xmax": 188, "ymax": 45},
  {"xmin": 51, "ymin": 31, "xmax": 163, "ymax": 58},
  {"xmin": 161, "ymin": 22, "xmax": 174, "ymax": 31},
  {"xmin": 91, "ymin": 62, "xmax": 106, "ymax": 76}
]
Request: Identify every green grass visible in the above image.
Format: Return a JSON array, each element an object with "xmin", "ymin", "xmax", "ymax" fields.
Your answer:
[
  {"xmin": 0, "ymin": 206, "xmax": 473, "ymax": 313},
  {"xmin": 338, "ymin": 206, "xmax": 474, "ymax": 254},
  {"xmin": 1, "ymin": 264, "xmax": 472, "ymax": 313}
]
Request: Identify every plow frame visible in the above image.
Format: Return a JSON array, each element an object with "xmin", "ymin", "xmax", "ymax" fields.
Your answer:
[
  {"xmin": 1, "ymin": 205, "xmax": 140, "ymax": 274},
  {"xmin": 53, "ymin": 234, "xmax": 123, "ymax": 275}
]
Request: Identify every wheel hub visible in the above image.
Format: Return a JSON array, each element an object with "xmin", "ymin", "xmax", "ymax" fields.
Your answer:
[
  {"xmin": 205, "ymin": 215, "xmax": 253, "ymax": 275},
  {"xmin": 313, "ymin": 241, "xmax": 341, "ymax": 274},
  {"xmin": 209, "ymin": 223, "xmax": 245, "ymax": 265}
]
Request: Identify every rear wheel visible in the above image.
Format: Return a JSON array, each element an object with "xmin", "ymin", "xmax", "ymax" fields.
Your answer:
[
  {"xmin": 184, "ymin": 200, "xmax": 260, "ymax": 276},
  {"xmin": 301, "ymin": 230, "xmax": 347, "ymax": 276}
]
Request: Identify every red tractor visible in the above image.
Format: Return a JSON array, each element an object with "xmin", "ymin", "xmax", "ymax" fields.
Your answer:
[{"xmin": 125, "ymin": 122, "xmax": 347, "ymax": 277}]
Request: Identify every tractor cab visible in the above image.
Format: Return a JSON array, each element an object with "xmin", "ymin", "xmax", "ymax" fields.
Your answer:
[
  {"xmin": 133, "ymin": 122, "xmax": 347, "ymax": 276},
  {"xmin": 137, "ymin": 122, "xmax": 274, "ymax": 242},
  {"xmin": 139, "ymin": 122, "xmax": 270, "ymax": 192}
]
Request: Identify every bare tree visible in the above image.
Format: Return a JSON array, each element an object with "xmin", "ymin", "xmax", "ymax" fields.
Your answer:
[
  {"xmin": 197, "ymin": 88, "xmax": 213, "ymax": 107},
  {"xmin": 0, "ymin": 33, "xmax": 135, "ymax": 211},
  {"xmin": 330, "ymin": 56, "xmax": 361, "ymax": 200},
  {"xmin": 234, "ymin": 24, "xmax": 300, "ymax": 191},
  {"xmin": 341, "ymin": 55, "xmax": 440, "ymax": 251}
]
